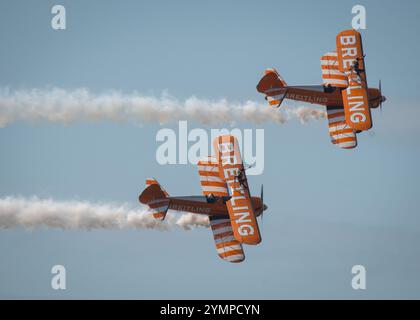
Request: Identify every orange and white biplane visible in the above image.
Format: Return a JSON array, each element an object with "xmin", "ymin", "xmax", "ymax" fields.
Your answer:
[
  {"xmin": 257, "ymin": 29, "xmax": 386, "ymax": 149},
  {"xmin": 138, "ymin": 135, "xmax": 267, "ymax": 263}
]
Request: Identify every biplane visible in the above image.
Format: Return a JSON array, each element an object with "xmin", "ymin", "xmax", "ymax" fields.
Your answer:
[
  {"xmin": 256, "ymin": 29, "xmax": 386, "ymax": 149},
  {"xmin": 138, "ymin": 135, "xmax": 267, "ymax": 263}
]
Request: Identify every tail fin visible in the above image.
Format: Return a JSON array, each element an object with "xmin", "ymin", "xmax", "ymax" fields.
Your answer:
[
  {"xmin": 145, "ymin": 178, "xmax": 169, "ymax": 196},
  {"xmin": 264, "ymin": 68, "xmax": 287, "ymax": 86},
  {"xmin": 256, "ymin": 68, "xmax": 287, "ymax": 108},
  {"xmin": 139, "ymin": 178, "xmax": 170, "ymax": 221}
]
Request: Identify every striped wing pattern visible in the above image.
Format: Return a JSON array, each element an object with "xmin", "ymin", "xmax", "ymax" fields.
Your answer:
[
  {"xmin": 321, "ymin": 52, "xmax": 348, "ymax": 88},
  {"xmin": 198, "ymin": 157, "xmax": 245, "ymax": 263},
  {"xmin": 197, "ymin": 157, "xmax": 229, "ymax": 197},
  {"xmin": 327, "ymin": 107, "xmax": 357, "ymax": 149},
  {"xmin": 209, "ymin": 216, "xmax": 245, "ymax": 263}
]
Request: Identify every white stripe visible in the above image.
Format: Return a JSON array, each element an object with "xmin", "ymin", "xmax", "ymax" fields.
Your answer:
[
  {"xmin": 202, "ymin": 186, "xmax": 228, "ymax": 193},
  {"xmin": 197, "ymin": 165, "xmax": 218, "ymax": 172},
  {"xmin": 323, "ymin": 78, "xmax": 348, "ymax": 86},
  {"xmin": 338, "ymin": 141, "xmax": 357, "ymax": 148},
  {"xmin": 329, "ymin": 124, "xmax": 350, "ymax": 132},
  {"xmin": 217, "ymin": 244, "xmax": 242, "ymax": 253},
  {"xmin": 225, "ymin": 254, "xmax": 245, "ymax": 262},
  {"xmin": 323, "ymin": 79, "xmax": 348, "ymax": 86},
  {"xmin": 331, "ymin": 133, "xmax": 356, "ymax": 140},
  {"xmin": 148, "ymin": 199, "xmax": 168, "ymax": 205},
  {"xmin": 217, "ymin": 244, "xmax": 242, "ymax": 254},
  {"xmin": 267, "ymin": 93, "xmax": 285, "ymax": 100},
  {"xmin": 322, "ymin": 52, "xmax": 337, "ymax": 57},
  {"xmin": 212, "ymin": 226, "xmax": 233, "ymax": 235},
  {"xmin": 214, "ymin": 235, "xmax": 236, "ymax": 245},
  {"xmin": 322, "ymin": 69, "xmax": 345, "ymax": 76},
  {"xmin": 199, "ymin": 175, "xmax": 224, "ymax": 182},
  {"xmin": 321, "ymin": 60, "xmax": 339, "ymax": 66}
]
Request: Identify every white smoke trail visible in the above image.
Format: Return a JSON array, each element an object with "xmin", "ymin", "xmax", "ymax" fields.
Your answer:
[
  {"xmin": 0, "ymin": 196, "xmax": 210, "ymax": 231},
  {"xmin": 0, "ymin": 87, "xmax": 325, "ymax": 127}
]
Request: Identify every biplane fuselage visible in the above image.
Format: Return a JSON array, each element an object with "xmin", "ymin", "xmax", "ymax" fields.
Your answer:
[
  {"xmin": 280, "ymin": 85, "xmax": 384, "ymax": 108},
  {"xmin": 165, "ymin": 195, "xmax": 265, "ymax": 217}
]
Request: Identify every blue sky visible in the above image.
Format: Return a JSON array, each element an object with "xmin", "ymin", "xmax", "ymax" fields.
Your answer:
[{"xmin": 0, "ymin": 0, "xmax": 419, "ymax": 299}]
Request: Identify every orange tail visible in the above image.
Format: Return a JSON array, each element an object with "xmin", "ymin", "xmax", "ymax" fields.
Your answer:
[
  {"xmin": 256, "ymin": 68, "xmax": 288, "ymax": 108},
  {"xmin": 139, "ymin": 178, "xmax": 170, "ymax": 221}
]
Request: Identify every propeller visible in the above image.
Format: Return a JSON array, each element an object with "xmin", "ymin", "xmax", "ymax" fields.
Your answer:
[
  {"xmin": 260, "ymin": 184, "xmax": 266, "ymax": 222},
  {"xmin": 378, "ymin": 80, "xmax": 386, "ymax": 111}
]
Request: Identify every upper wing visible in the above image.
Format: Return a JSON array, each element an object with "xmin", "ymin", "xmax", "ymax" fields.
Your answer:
[
  {"xmin": 213, "ymin": 135, "xmax": 262, "ymax": 245},
  {"xmin": 256, "ymin": 68, "xmax": 287, "ymax": 108},
  {"xmin": 336, "ymin": 29, "xmax": 372, "ymax": 131},
  {"xmin": 320, "ymin": 52, "xmax": 348, "ymax": 88},
  {"xmin": 326, "ymin": 106, "xmax": 357, "ymax": 149},
  {"xmin": 209, "ymin": 216, "xmax": 245, "ymax": 263},
  {"xmin": 197, "ymin": 157, "xmax": 229, "ymax": 197}
]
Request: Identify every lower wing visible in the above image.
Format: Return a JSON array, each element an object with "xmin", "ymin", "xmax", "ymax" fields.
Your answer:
[{"xmin": 209, "ymin": 216, "xmax": 245, "ymax": 263}]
